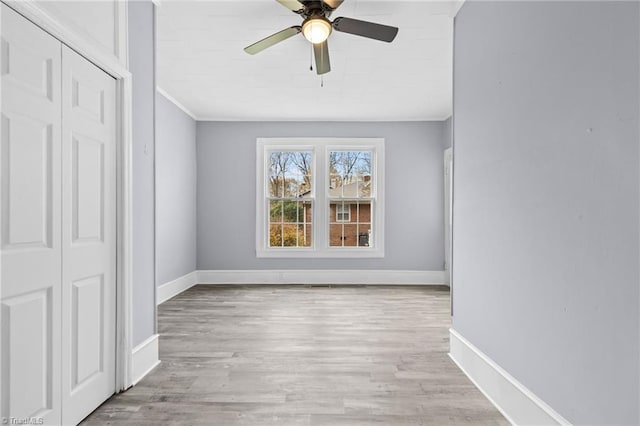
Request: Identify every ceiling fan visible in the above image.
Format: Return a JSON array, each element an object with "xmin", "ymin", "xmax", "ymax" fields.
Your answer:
[{"xmin": 244, "ymin": 0, "xmax": 399, "ymax": 75}]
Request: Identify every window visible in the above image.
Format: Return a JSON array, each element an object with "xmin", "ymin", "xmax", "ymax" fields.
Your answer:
[
  {"xmin": 256, "ymin": 138, "xmax": 384, "ymax": 258},
  {"xmin": 329, "ymin": 151, "xmax": 372, "ymax": 247},
  {"xmin": 267, "ymin": 151, "xmax": 313, "ymax": 248},
  {"xmin": 335, "ymin": 203, "xmax": 350, "ymax": 222}
]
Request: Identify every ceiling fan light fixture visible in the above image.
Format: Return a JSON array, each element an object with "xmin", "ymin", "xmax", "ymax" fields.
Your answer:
[{"xmin": 302, "ymin": 18, "xmax": 332, "ymax": 44}]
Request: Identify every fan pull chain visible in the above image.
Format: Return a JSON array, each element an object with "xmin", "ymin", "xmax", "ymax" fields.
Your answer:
[
  {"xmin": 321, "ymin": 75, "xmax": 324, "ymax": 87},
  {"xmin": 310, "ymin": 44, "xmax": 313, "ymax": 71}
]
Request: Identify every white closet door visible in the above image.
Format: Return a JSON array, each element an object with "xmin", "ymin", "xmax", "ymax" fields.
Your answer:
[
  {"xmin": 0, "ymin": 5, "xmax": 63, "ymax": 424},
  {"xmin": 60, "ymin": 46, "xmax": 116, "ymax": 426}
]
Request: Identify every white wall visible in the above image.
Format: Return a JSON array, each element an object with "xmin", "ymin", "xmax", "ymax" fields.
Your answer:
[
  {"xmin": 196, "ymin": 121, "xmax": 448, "ymax": 272},
  {"xmin": 156, "ymin": 92, "xmax": 197, "ymax": 285},
  {"xmin": 452, "ymin": 1, "xmax": 639, "ymax": 424}
]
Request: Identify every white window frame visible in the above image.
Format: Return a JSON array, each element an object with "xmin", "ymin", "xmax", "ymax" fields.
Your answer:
[{"xmin": 256, "ymin": 138, "xmax": 385, "ymax": 258}]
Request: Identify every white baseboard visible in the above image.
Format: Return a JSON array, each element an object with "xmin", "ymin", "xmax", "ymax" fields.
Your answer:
[
  {"xmin": 196, "ymin": 270, "xmax": 446, "ymax": 285},
  {"xmin": 131, "ymin": 334, "xmax": 160, "ymax": 386},
  {"xmin": 157, "ymin": 271, "xmax": 198, "ymax": 305},
  {"xmin": 449, "ymin": 329, "xmax": 571, "ymax": 426},
  {"xmin": 156, "ymin": 269, "xmax": 446, "ymax": 307}
]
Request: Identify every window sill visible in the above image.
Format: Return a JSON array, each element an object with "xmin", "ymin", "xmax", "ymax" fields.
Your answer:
[{"xmin": 256, "ymin": 247, "xmax": 385, "ymax": 258}]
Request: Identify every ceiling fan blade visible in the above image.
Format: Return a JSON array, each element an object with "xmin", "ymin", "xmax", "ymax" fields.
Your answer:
[
  {"xmin": 276, "ymin": 0, "xmax": 305, "ymax": 13},
  {"xmin": 313, "ymin": 40, "xmax": 331, "ymax": 75},
  {"xmin": 244, "ymin": 26, "xmax": 302, "ymax": 55},
  {"xmin": 322, "ymin": 0, "xmax": 344, "ymax": 11},
  {"xmin": 332, "ymin": 17, "xmax": 398, "ymax": 42}
]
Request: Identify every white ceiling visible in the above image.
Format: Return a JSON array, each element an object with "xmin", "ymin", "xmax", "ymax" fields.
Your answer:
[{"xmin": 156, "ymin": 1, "xmax": 462, "ymax": 121}]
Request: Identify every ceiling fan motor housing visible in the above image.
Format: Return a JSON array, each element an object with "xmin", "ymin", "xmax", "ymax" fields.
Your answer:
[{"xmin": 299, "ymin": 1, "xmax": 333, "ymax": 18}]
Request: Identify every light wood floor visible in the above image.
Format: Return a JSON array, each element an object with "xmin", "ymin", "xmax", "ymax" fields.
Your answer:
[{"xmin": 82, "ymin": 285, "xmax": 507, "ymax": 425}]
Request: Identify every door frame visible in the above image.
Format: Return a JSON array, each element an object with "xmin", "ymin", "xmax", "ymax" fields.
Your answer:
[
  {"xmin": 1, "ymin": 1, "xmax": 135, "ymax": 391},
  {"xmin": 444, "ymin": 147, "xmax": 452, "ymax": 288}
]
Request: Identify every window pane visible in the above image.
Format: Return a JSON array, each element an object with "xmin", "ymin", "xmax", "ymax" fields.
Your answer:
[
  {"xmin": 357, "ymin": 201, "xmax": 371, "ymax": 222},
  {"xmin": 329, "ymin": 201, "xmax": 372, "ymax": 248},
  {"xmin": 329, "ymin": 223, "xmax": 359, "ymax": 247},
  {"xmin": 302, "ymin": 224, "xmax": 312, "ymax": 247},
  {"xmin": 329, "ymin": 224, "xmax": 343, "ymax": 247},
  {"xmin": 269, "ymin": 201, "xmax": 312, "ymax": 248},
  {"xmin": 270, "ymin": 200, "xmax": 283, "ymax": 221},
  {"xmin": 269, "ymin": 151, "xmax": 312, "ymax": 197},
  {"xmin": 269, "ymin": 224, "xmax": 282, "ymax": 247},
  {"xmin": 342, "ymin": 224, "xmax": 358, "ymax": 247},
  {"xmin": 328, "ymin": 151, "xmax": 372, "ymax": 198},
  {"xmin": 282, "ymin": 224, "xmax": 299, "ymax": 247},
  {"xmin": 282, "ymin": 200, "xmax": 300, "ymax": 223},
  {"xmin": 357, "ymin": 224, "xmax": 371, "ymax": 247}
]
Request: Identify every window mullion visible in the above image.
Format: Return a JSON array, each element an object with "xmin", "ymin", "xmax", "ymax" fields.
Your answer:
[
  {"xmin": 315, "ymin": 147, "xmax": 327, "ymax": 251},
  {"xmin": 356, "ymin": 202, "xmax": 360, "ymax": 247}
]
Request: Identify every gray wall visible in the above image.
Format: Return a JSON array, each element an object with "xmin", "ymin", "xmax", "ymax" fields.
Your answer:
[
  {"xmin": 197, "ymin": 121, "xmax": 447, "ymax": 271},
  {"xmin": 156, "ymin": 93, "xmax": 197, "ymax": 285},
  {"xmin": 452, "ymin": 2, "xmax": 639, "ymax": 424},
  {"xmin": 128, "ymin": 0, "xmax": 156, "ymax": 347}
]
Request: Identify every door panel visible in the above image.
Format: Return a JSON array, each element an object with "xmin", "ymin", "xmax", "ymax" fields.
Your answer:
[
  {"xmin": 2, "ymin": 289, "xmax": 54, "ymax": 419},
  {"xmin": 2, "ymin": 117, "xmax": 54, "ymax": 249},
  {"xmin": 61, "ymin": 46, "xmax": 116, "ymax": 426},
  {"xmin": 0, "ymin": 4, "xmax": 62, "ymax": 424},
  {"xmin": 73, "ymin": 135, "xmax": 104, "ymax": 242},
  {"xmin": 72, "ymin": 274, "xmax": 104, "ymax": 387}
]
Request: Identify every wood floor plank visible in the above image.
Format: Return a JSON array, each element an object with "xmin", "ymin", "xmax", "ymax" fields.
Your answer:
[{"xmin": 82, "ymin": 285, "xmax": 507, "ymax": 425}]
